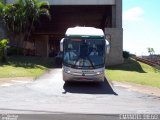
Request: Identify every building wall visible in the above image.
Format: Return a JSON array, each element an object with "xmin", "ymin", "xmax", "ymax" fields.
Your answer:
[
  {"xmin": 105, "ymin": 28, "xmax": 123, "ymax": 66},
  {"xmin": 105, "ymin": 0, "xmax": 124, "ymax": 65},
  {"xmin": 34, "ymin": 35, "xmax": 49, "ymax": 57}
]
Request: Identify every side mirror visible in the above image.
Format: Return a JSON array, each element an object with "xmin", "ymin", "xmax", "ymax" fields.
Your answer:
[
  {"xmin": 60, "ymin": 38, "xmax": 64, "ymax": 52},
  {"xmin": 105, "ymin": 39, "xmax": 110, "ymax": 54}
]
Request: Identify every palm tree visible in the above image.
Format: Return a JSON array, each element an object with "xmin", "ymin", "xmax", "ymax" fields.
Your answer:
[
  {"xmin": 148, "ymin": 48, "xmax": 152, "ymax": 56},
  {"xmin": 150, "ymin": 48, "xmax": 155, "ymax": 55},
  {"xmin": 148, "ymin": 47, "xmax": 155, "ymax": 60},
  {"xmin": 0, "ymin": 0, "xmax": 50, "ymax": 54},
  {"xmin": 22, "ymin": 0, "xmax": 50, "ymax": 41},
  {"xmin": 0, "ymin": 2, "xmax": 16, "ymax": 33},
  {"xmin": 148, "ymin": 48, "xmax": 155, "ymax": 56}
]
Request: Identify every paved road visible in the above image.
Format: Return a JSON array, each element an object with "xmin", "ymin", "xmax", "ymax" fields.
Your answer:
[{"xmin": 0, "ymin": 69, "xmax": 160, "ymax": 118}]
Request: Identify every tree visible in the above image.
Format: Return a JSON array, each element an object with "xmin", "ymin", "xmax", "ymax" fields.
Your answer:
[
  {"xmin": 22, "ymin": 0, "xmax": 51, "ymax": 41},
  {"xmin": 148, "ymin": 48, "xmax": 151, "ymax": 56},
  {"xmin": 150, "ymin": 48, "xmax": 155, "ymax": 55},
  {"xmin": 0, "ymin": 0, "xmax": 50, "ymax": 54},
  {"xmin": 0, "ymin": 3, "xmax": 17, "ymax": 34},
  {"xmin": 148, "ymin": 48, "xmax": 155, "ymax": 56}
]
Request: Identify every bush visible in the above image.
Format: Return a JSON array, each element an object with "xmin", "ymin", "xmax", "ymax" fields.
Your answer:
[
  {"xmin": 123, "ymin": 51, "xmax": 130, "ymax": 59},
  {"xmin": 0, "ymin": 39, "xmax": 8, "ymax": 62},
  {"xmin": 7, "ymin": 46, "xmax": 24, "ymax": 56}
]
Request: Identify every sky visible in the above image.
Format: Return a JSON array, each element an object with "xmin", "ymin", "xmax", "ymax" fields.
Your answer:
[{"xmin": 123, "ymin": 0, "xmax": 160, "ymax": 56}]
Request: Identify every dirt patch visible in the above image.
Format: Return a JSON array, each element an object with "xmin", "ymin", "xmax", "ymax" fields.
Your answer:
[
  {"xmin": 113, "ymin": 81, "xmax": 160, "ymax": 97},
  {"xmin": 0, "ymin": 77, "xmax": 34, "ymax": 86}
]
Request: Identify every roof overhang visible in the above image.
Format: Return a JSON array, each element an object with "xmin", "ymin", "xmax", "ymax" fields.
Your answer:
[
  {"xmin": 35, "ymin": 5, "xmax": 112, "ymax": 34},
  {"xmin": 46, "ymin": 0, "xmax": 115, "ymax": 5},
  {"xmin": 7, "ymin": 0, "xmax": 116, "ymax": 5}
]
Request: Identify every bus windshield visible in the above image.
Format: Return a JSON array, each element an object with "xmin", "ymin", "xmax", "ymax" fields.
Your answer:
[{"xmin": 63, "ymin": 38, "xmax": 105, "ymax": 69}]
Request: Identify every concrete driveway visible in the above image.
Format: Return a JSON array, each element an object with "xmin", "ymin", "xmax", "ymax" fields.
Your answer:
[{"xmin": 0, "ymin": 68, "xmax": 160, "ymax": 115}]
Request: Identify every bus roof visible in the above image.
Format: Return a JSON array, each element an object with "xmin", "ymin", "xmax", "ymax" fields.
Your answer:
[{"xmin": 65, "ymin": 27, "xmax": 104, "ymax": 38}]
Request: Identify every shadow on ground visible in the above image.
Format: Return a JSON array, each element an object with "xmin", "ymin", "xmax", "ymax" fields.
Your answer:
[
  {"xmin": 0, "ymin": 56, "xmax": 55, "ymax": 69},
  {"xmin": 107, "ymin": 58, "xmax": 146, "ymax": 73},
  {"xmin": 63, "ymin": 77, "xmax": 117, "ymax": 95}
]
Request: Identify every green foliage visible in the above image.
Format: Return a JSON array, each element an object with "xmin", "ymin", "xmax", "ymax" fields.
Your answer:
[
  {"xmin": 0, "ymin": 0, "xmax": 50, "ymax": 37},
  {"xmin": 0, "ymin": 0, "xmax": 6, "ymax": 4},
  {"xmin": 0, "ymin": 0, "xmax": 51, "ymax": 56},
  {"xmin": 0, "ymin": 39, "xmax": 8, "ymax": 48},
  {"xmin": 147, "ymin": 47, "xmax": 155, "ymax": 56},
  {"xmin": 0, "ymin": 56, "xmax": 54, "ymax": 78},
  {"xmin": 106, "ymin": 59, "xmax": 160, "ymax": 88},
  {"xmin": 123, "ymin": 51, "xmax": 130, "ymax": 59},
  {"xmin": 0, "ymin": 39, "xmax": 8, "ymax": 62}
]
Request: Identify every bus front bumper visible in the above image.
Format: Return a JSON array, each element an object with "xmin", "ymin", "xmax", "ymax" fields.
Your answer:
[{"xmin": 63, "ymin": 71, "xmax": 104, "ymax": 82}]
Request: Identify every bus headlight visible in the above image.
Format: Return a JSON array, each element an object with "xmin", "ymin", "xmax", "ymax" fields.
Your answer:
[
  {"xmin": 64, "ymin": 68, "xmax": 71, "ymax": 73},
  {"xmin": 96, "ymin": 71, "xmax": 103, "ymax": 75}
]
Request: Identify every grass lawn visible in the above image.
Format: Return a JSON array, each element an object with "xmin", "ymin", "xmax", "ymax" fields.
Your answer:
[
  {"xmin": 0, "ymin": 56, "xmax": 55, "ymax": 78},
  {"xmin": 106, "ymin": 58, "xmax": 160, "ymax": 88}
]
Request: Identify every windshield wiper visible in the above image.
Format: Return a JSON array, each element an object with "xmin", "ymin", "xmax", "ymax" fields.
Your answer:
[
  {"xmin": 87, "ymin": 57, "xmax": 95, "ymax": 69},
  {"xmin": 72, "ymin": 57, "xmax": 95, "ymax": 69}
]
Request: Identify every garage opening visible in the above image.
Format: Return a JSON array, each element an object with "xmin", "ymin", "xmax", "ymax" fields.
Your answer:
[{"xmin": 31, "ymin": 5, "xmax": 112, "ymax": 57}]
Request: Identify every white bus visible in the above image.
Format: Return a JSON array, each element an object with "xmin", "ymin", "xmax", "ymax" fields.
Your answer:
[{"xmin": 60, "ymin": 27, "xmax": 109, "ymax": 82}]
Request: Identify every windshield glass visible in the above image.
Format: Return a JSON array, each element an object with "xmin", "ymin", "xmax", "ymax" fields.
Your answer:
[{"xmin": 63, "ymin": 38, "xmax": 105, "ymax": 69}]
